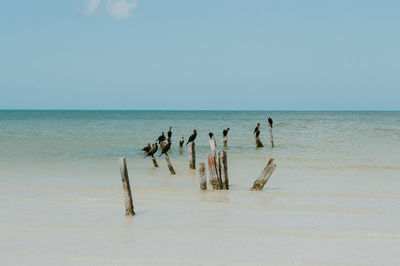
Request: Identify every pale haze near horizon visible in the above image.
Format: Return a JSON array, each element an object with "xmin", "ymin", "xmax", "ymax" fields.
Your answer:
[{"xmin": 0, "ymin": 0, "xmax": 399, "ymax": 110}]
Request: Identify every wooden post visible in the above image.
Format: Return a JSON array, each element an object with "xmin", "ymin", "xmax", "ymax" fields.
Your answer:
[
  {"xmin": 119, "ymin": 157, "xmax": 135, "ymax": 216},
  {"xmin": 218, "ymin": 150, "xmax": 228, "ymax": 189},
  {"xmin": 256, "ymin": 137, "xmax": 264, "ymax": 148},
  {"xmin": 151, "ymin": 157, "xmax": 159, "ymax": 168},
  {"xmin": 188, "ymin": 142, "xmax": 196, "ymax": 169},
  {"xmin": 199, "ymin": 162, "xmax": 207, "ymax": 190},
  {"xmin": 179, "ymin": 147, "xmax": 183, "ymax": 154},
  {"xmin": 269, "ymin": 126, "xmax": 275, "ymax": 148},
  {"xmin": 223, "ymin": 136, "xmax": 228, "ymax": 148},
  {"xmin": 207, "ymin": 153, "xmax": 220, "ymax": 189},
  {"xmin": 209, "ymin": 138, "xmax": 217, "ymax": 156},
  {"xmin": 165, "ymin": 154, "xmax": 176, "ymax": 175},
  {"xmin": 251, "ymin": 159, "xmax": 276, "ymax": 190}
]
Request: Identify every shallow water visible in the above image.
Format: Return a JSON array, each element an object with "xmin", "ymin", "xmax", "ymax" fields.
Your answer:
[{"xmin": 1, "ymin": 111, "xmax": 400, "ymax": 265}]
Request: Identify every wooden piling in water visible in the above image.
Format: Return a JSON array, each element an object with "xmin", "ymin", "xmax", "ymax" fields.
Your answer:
[
  {"xmin": 119, "ymin": 157, "xmax": 135, "ymax": 216},
  {"xmin": 188, "ymin": 143, "xmax": 196, "ymax": 169},
  {"xmin": 251, "ymin": 159, "xmax": 276, "ymax": 190},
  {"xmin": 207, "ymin": 153, "xmax": 221, "ymax": 189},
  {"xmin": 269, "ymin": 126, "xmax": 275, "ymax": 148},
  {"xmin": 199, "ymin": 162, "xmax": 207, "ymax": 190},
  {"xmin": 255, "ymin": 137, "xmax": 264, "ymax": 148},
  {"xmin": 151, "ymin": 157, "xmax": 159, "ymax": 167},
  {"xmin": 209, "ymin": 138, "xmax": 217, "ymax": 155},
  {"xmin": 165, "ymin": 154, "xmax": 176, "ymax": 175},
  {"xmin": 218, "ymin": 150, "xmax": 229, "ymax": 189}
]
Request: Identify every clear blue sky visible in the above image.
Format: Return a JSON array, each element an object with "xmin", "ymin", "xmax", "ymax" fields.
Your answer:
[{"xmin": 1, "ymin": 0, "xmax": 399, "ymax": 110}]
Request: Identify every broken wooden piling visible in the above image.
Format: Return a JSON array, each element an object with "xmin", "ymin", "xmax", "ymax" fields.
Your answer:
[
  {"xmin": 223, "ymin": 136, "xmax": 228, "ymax": 148},
  {"xmin": 119, "ymin": 157, "xmax": 135, "ymax": 216},
  {"xmin": 188, "ymin": 142, "xmax": 196, "ymax": 169},
  {"xmin": 251, "ymin": 159, "xmax": 276, "ymax": 190},
  {"xmin": 209, "ymin": 137, "xmax": 217, "ymax": 156},
  {"xmin": 269, "ymin": 126, "xmax": 275, "ymax": 148},
  {"xmin": 218, "ymin": 150, "xmax": 229, "ymax": 189},
  {"xmin": 199, "ymin": 162, "xmax": 207, "ymax": 190},
  {"xmin": 207, "ymin": 153, "xmax": 221, "ymax": 189},
  {"xmin": 165, "ymin": 154, "xmax": 176, "ymax": 175}
]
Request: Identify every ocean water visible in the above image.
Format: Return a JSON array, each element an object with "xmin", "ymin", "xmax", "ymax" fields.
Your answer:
[{"xmin": 1, "ymin": 110, "xmax": 400, "ymax": 265}]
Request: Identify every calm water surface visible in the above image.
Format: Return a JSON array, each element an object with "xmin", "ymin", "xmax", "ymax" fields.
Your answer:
[{"xmin": 1, "ymin": 111, "xmax": 400, "ymax": 265}]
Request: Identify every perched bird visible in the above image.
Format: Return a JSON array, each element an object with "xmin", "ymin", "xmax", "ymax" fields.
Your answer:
[
  {"xmin": 142, "ymin": 143, "xmax": 151, "ymax": 153},
  {"xmin": 145, "ymin": 143, "xmax": 158, "ymax": 158},
  {"xmin": 255, "ymin": 130, "xmax": 261, "ymax": 138},
  {"xmin": 268, "ymin": 117, "xmax": 273, "ymax": 128},
  {"xmin": 209, "ymin": 132, "xmax": 214, "ymax": 139},
  {"xmin": 223, "ymin": 128, "xmax": 230, "ymax": 138},
  {"xmin": 179, "ymin": 137, "xmax": 184, "ymax": 148},
  {"xmin": 167, "ymin": 126, "xmax": 172, "ymax": 139},
  {"xmin": 253, "ymin": 123, "xmax": 260, "ymax": 134},
  {"xmin": 159, "ymin": 139, "xmax": 172, "ymax": 157},
  {"xmin": 186, "ymin": 129, "xmax": 198, "ymax": 144},
  {"xmin": 156, "ymin": 132, "xmax": 166, "ymax": 144}
]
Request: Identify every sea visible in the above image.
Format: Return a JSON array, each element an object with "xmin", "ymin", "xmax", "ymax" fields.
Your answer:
[{"xmin": 1, "ymin": 110, "xmax": 400, "ymax": 265}]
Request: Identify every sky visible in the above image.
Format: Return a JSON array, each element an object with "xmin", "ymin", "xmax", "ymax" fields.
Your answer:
[{"xmin": 0, "ymin": 0, "xmax": 399, "ymax": 110}]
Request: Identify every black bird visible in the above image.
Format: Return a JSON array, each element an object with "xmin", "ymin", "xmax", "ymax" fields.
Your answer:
[
  {"xmin": 186, "ymin": 129, "xmax": 198, "ymax": 144},
  {"xmin": 253, "ymin": 123, "xmax": 260, "ymax": 134},
  {"xmin": 159, "ymin": 139, "xmax": 172, "ymax": 157},
  {"xmin": 179, "ymin": 137, "xmax": 184, "ymax": 148},
  {"xmin": 223, "ymin": 128, "xmax": 230, "ymax": 138},
  {"xmin": 209, "ymin": 132, "xmax": 214, "ymax": 139},
  {"xmin": 268, "ymin": 117, "xmax": 273, "ymax": 128},
  {"xmin": 145, "ymin": 143, "xmax": 158, "ymax": 158},
  {"xmin": 156, "ymin": 132, "xmax": 166, "ymax": 144},
  {"xmin": 142, "ymin": 143, "xmax": 151, "ymax": 153},
  {"xmin": 255, "ymin": 130, "xmax": 261, "ymax": 138},
  {"xmin": 167, "ymin": 126, "xmax": 172, "ymax": 139}
]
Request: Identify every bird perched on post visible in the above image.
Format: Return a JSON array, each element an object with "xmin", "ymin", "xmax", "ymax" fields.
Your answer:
[
  {"xmin": 186, "ymin": 129, "xmax": 198, "ymax": 144},
  {"xmin": 145, "ymin": 143, "xmax": 158, "ymax": 158},
  {"xmin": 179, "ymin": 137, "xmax": 184, "ymax": 149},
  {"xmin": 156, "ymin": 132, "xmax": 166, "ymax": 144},
  {"xmin": 223, "ymin": 128, "xmax": 230, "ymax": 138},
  {"xmin": 167, "ymin": 126, "xmax": 172, "ymax": 139},
  {"xmin": 159, "ymin": 138, "xmax": 172, "ymax": 157},
  {"xmin": 209, "ymin": 132, "xmax": 214, "ymax": 139},
  {"xmin": 255, "ymin": 130, "xmax": 261, "ymax": 138},
  {"xmin": 268, "ymin": 117, "xmax": 273, "ymax": 128},
  {"xmin": 253, "ymin": 123, "xmax": 260, "ymax": 134},
  {"xmin": 142, "ymin": 143, "xmax": 151, "ymax": 153}
]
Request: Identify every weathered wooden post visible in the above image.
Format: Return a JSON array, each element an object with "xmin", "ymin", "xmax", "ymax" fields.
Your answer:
[
  {"xmin": 269, "ymin": 126, "xmax": 275, "ymax": 148},
  {"xmin": 251, "ymin": 159, "xmax": 276, "ymax": 190},
  {"xmin": 207, "ymin": 153, "xmax": 220, "ymax": 189},
  {"xmin": 209, "ymin": 137, "xmax": 217, "ymax": 156},
  {"xmin": 151, "ymin": 157, "xmax": 159, "ymax": 167},
  {"xmin": 188, "ymin": 142, "xmax": 196, "ymax": 169},
  {"xmin": 165, "ymin": 154, "xmax": 176, "ymax": 175},
  {"xmin": 218, "ymin": 150, "xmax": 229, "ymax": 189},
  {"xmin": 223, "ymin": 137, "xmax": 228, "ymax": 148},
  {"xmin": 119, "ymin": 157, "xmax": 135, "ymax": 216},
  {"xmin": 199, "ymin": 162, "xmax": 207, "ymax": 190}
]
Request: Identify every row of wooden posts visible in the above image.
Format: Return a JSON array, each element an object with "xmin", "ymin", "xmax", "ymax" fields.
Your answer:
[{"xmin": 119, "ymin": 148, "xmax": 277, "ymax": 216}]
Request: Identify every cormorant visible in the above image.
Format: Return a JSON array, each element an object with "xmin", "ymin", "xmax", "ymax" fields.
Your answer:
[
  {"xmin": 156, "ymin": 132, "xmax": 166, "ymax": 144},
  {"xmin": 223, "ymin": 128, "xmax": 230, "ymax": 138},
  {"xmin": 167, "ymin": 126, "xmax": 172, "ymax": 139},
  {"xmin": 268, "ymin": 117, "xmax": 273, "ymax": 128},
  {"xmin": 255, "ymin": 130, "xmax": 260, "ymax": 138},
  {"xmin": 159, "ymin": 139, "xmax": 172, "ymax": 157},
  {"xmin": 253, "ymin": 123, "xmax": 260, "ymax": 134},
  {"xmin": 142, "ymin": 143, "xmax": 151, "ymax": 153},
  {"xmin": 179, "ymin": 137, "xmax": 184, "ymax": 148},
  {"xmin": 186, "ymin": 129, "xmax": 198, "ymax": 144},
  {"xmin": 145, "ymin": 143, "xmax": 158, "ymax": 158},
  {"xmin": 209, "ymin": 132, "xmax": 214, "ymax": 139}
]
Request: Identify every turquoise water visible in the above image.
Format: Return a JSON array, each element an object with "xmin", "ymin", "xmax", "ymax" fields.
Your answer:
[{"xmin": 1, "ymin": 110, "xmax": 400, "ymax": 265}]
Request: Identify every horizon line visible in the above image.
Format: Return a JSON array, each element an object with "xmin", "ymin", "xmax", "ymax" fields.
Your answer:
[{"xmin": 0, "ymin": 109, "xmax": 399, "ymax": 112}]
